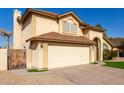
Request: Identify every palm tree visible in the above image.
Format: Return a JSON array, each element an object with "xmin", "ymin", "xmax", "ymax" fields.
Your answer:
[{"xmin": 0, "ymin": 29, "xmax": 12, "ymax": 49}]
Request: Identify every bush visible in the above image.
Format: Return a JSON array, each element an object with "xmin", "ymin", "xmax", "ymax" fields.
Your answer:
[
  {"xmin": 110, "ymin": 51, "xmax": 117, "ymax": 58},
  {"xmin": 27, "ymin": 68, "xmax": 48, "ymax": 72},
  {"xmin": 103, "ymin": 49, "xmax": 117, "ymax": 60},
  {"xmin": 91, "ymin": 61, "xmax": 98, "ymax": 64},
  {"xmin": 103, "ymin": 49, "xmax": 111, "ymax": 60}
]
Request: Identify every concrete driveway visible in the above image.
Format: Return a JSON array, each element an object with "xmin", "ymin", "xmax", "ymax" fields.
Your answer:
[{"xmin": 0, "ymin": 64, "xmax": 124, "ymax": 85}]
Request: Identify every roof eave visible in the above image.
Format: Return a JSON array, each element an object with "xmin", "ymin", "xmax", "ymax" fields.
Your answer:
[
  {"xmin": 20, "ymin": 9, "xmax": 105, "ymax": 33},
  {"xmin": 26, "ymin": 38, "xmax": 95, "ymax": 45},
  {"xmin": 103, "ymin": 35, "xmax": 113, "ymax": 47},
  {"xmin": 19, "ymin": 8, "xmax": 59, "ymax": 24}
]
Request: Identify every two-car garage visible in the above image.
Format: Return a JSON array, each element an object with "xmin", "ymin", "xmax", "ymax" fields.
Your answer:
[
  {"xmin": 48, "ymin": 44, "xmax": 90, "ymax": 68},
  {"xmin": 27, "ymin": 32, "xmax": 94, "ymax": 69}
]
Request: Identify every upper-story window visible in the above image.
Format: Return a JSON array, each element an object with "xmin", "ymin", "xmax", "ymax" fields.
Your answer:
[
  {"xmin": 63, "ymin": 19, "xmax": 77, "ymax": 34},
  {"xmin": 71, "ymin": 23, "xmax": 77, "ymax": 33},
  {"xmin": 63, "ymin": 22, "xmax": 70, "ymax": 32}
]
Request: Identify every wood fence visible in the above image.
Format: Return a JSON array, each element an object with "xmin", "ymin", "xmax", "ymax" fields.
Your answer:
[{"xmin": 7, "ymin": 49, "xmax": 26, "ymax": 70}]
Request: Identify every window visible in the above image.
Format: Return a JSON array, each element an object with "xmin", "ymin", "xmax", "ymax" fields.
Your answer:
[
  {"xmin": 63, "ymin": 21, "xmax": 77, "ymax": 34},
  {"xmin": 71, "ymin": 23, "xmax": 77, "ymax": 33},
  {"xmin": 103, "ymin": 43, "xmax": 109, "ymax": 49},
  {"xmin": 63, "ymin": 22, "xmax": 70, "ymax": 32}
]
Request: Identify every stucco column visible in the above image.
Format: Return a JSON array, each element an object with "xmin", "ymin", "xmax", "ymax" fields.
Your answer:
[
  {"xmin": 117, "ymin": 50, "xmax": 119, "ymax": 57},
  {"xmin": 13, "ymin": 9, "xmax": 22, "ymax": 49},
  {"xmin": 43, "ymin": 43, "xmax": 48, "ymax": 68},
  {"xmin": 89, "ymin": 46, "xmax": 92, "ymax": 63},
  {"xmin": 91, "ymin": 45, "xmax": 96, "ymax": 62},
  {"xmin": 100, "ymin": 40, "xmax": 103, "ymax": 61}
]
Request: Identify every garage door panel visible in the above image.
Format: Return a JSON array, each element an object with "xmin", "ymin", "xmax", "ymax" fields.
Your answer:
[{"xmin": 48, "ymin": 45, "xmax": 89, "ymax": 68}]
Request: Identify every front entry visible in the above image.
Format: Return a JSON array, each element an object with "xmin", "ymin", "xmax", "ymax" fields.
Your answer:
[{"xmin": 93, "ymin": 38, "xmax": 101, "ymax": 61}]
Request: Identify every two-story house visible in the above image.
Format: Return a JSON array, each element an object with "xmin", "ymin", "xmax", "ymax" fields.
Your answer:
[{"xmin": 13, "ymin": 8, "xmax": 112, "ymax": 69}]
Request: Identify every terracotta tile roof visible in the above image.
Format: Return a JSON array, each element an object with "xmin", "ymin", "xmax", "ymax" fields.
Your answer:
[
  {"xmin": 26, "ymin": 32, "xmax": 95, "ymax": 45},
  {"xmin": 31, "ymin": 9, "xmax": 60, "ymax": 16}
]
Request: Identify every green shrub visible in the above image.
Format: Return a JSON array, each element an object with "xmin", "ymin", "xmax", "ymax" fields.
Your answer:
[
  {"xmin": 103, "ymin": 49, "xmax": 111, "ymax": 60},
  {"xmin": 27, "ymin": 68, "xmax": 48, "ymax": 72},
  {"xmin": 103, "ymin": 49, "xmax": 118, "ymax": 60},
  {"xmin": 110, "ymin": 51, "xmax": 117, "ymax": 58},
  {"xmin": 91, "ymin": 61, "xmax": 98, "ymax": 64}
]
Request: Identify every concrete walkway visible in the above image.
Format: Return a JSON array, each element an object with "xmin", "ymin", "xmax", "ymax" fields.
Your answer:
[{"xmin": 0, "ymin": 64, "xmax": 124, "ymax": 85}]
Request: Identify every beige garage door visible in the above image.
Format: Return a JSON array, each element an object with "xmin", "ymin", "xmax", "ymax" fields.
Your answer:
[{"xmin": 48, "ymin": 45, "xmax": 89, "ymax": 68}]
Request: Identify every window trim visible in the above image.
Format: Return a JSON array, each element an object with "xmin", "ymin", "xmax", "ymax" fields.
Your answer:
[{"xmin": 62, "ymin": 21, "xmax": 78, "ymax": 35}]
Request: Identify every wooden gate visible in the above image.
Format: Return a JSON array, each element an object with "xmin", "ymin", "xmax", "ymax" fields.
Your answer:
[{"xmin": 7, "ymin": 49, "xmax": 26, "ymax": 70}]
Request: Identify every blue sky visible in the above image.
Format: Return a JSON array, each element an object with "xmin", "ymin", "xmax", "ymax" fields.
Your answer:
[{"xmin": 0, "ymin": 8, "xmax": 124, "ymax": 47}]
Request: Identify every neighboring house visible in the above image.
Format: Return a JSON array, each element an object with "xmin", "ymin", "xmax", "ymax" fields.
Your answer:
[
  {"xmin": 13, "ymin": 8, "xmax": 112, "ymax": 69},
  {"xmin": 109, "ymin": 38, "xmax": 124, "ymax": 47},
  {"xmin": 109, "ymin": 38, "xmax": 124, "ymax": 57}
]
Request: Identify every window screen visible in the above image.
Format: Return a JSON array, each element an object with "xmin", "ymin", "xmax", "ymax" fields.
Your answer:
[
  {"xmin": 71, "ymin": 23, "xmax": 77, "ymax": 33},
  {"xmin": 63, "ymin": 22, "xmax": 70, "ymax": 32}
]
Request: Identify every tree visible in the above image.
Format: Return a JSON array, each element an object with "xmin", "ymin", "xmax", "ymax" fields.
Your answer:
[
  {"xmin": 0, "ymin": 29, "xmax": 12, "ymax": 49},
  {"xmin": 96, "ymin": 24, "xmax": 103, "ymax": 30},
  {"xmin": 103, "ymin": 49, "xmax": 117, "ymax": 60}
]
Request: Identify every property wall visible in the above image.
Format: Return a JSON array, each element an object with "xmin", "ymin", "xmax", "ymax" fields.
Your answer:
[
  {"xmin": 59, "ymin": 15, "xmax": 83, "ymax": 36},
  {"xmin": 36, "ymin": 15, "xmax": 58, "ymax": 35},
  {"xmin": 0, "ymin": 49, "xmax": 7, "ymax": 71}
]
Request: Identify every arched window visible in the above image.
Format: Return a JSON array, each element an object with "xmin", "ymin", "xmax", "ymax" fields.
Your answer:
[{"xmin": 103, "ymin": 43, "xmax": 109, "ymax": 49}]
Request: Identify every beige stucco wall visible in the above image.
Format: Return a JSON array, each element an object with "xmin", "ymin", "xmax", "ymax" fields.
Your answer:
[
  {"xmin": 89, "ymin": 30, "xmax": 103, "ymax": 61},
  {"xmin": 36, "ymin": 15, "xmax": 58, "ymax": 35},
  {"xmin": 21, "ymin": 15, "xmax": 37, "ymax": 68},
  {"xmin": 32, "ymin": 42, "xmax": 43, "ymax": 69},
  {"xmin": 26, "ymin": 42, "xmax": 43, "ymax": 69},
  {"xmin": 0, "ymin": 49, "xmax": 7, "ymax": 71},
  {"xmin": 90, "ymin": 46, "xmax": 95, "ymax": 62},
  {"xmin": 59, "ymin": 15, "xmax": 83, "ymax": 36},
  {"xmin": 83, "ymin": 30, "xmax": 90, "ymax": 38},
  {"xmin": 21, "ymin": 14, "xmax": 85, "ymax": 49},
  {"xmin": 36, "ymin": 14, "xmax": 84, "ymax": 36},
  {"xmin": 22, "ymin": 16, "xmax": 34, "ymax": 48},
  {"xmin": 13, "ymin": 10, "xmax": 22, "ymax": 49}
]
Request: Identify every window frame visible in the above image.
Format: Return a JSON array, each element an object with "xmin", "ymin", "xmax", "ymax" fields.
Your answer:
[
  {"xmin": 62, "ymin": 21, "xmax": 78, "ymax": 35},
  {"xmin": 71, "ymin": 23, "xmax": 77, "ymax": 33},
  {"xmin": 63, "ymin": 21, "xmax": 70, "ymax": 32}
]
